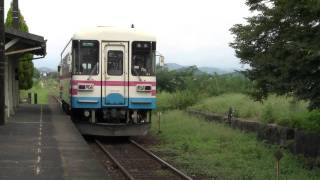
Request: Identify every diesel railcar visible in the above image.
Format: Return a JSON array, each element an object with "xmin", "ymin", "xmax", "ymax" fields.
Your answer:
[{"xmin": 58, "ymin": 27, "xmax": 157, "ymax": 136}]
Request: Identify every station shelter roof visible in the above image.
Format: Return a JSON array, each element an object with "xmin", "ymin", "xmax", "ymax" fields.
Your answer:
[{"xmin": 5, "ymin": 27, "xmax": 46, "ymax": 57}]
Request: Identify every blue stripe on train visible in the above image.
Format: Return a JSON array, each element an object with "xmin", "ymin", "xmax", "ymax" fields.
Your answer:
[
  {"xmin": 128, "ymin": 98, "xmax": 156, "ymax": 109},
  {"xmin": 71, "ymin": 97, "xmax": 101, "ymax": 109},
  {"xmin": 71, "ymin": 96, "xmax": 156, "ymax": 109}
]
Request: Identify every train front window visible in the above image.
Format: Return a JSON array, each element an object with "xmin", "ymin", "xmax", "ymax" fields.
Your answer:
[
  {"xmin": 132, "ymin": 41, "xmax": 156, "ymax": 76},
  {"xmin": 72, "ymin": 40, "xmax": 99, "ymax": 75}
]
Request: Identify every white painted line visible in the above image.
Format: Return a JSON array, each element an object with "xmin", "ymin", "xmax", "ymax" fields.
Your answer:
[
  {"xmin": 35, "ymin": 105, "xmax": 43, "ymax": 176},
  {"xmin": 11, "ymin": 122, "xmax": 41, "ymax": 124},
  {"xmin": 36, "ymin": 166, "xmax": 40, "ymax": 175},
  {"xmin": 40, "ymin": 105, "xmax": 42, "ymax": 119}
]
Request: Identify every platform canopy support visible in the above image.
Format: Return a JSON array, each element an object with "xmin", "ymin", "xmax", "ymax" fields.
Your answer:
[{"xmin": 0, "ymin": 0, "xmax": 5, "ymax": 125}]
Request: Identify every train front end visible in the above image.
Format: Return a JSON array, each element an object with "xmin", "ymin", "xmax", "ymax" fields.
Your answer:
[{"xmin": 68, "ymin": 27, "xmax": 156, "ymax": 136}]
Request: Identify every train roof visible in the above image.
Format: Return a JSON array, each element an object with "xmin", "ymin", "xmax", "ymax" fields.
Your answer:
[{"xmin": 72, "ymin": 26, "xmax": 156, "ymax": 42}]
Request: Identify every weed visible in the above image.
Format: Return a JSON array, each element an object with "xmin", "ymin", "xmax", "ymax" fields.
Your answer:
[
  {"xmin": 190, "ymin": 93, "xmax": 315, "ymax": 131},
  {"xmin": 151, "ymin": 110, "xmax": 320, "ymax": 179},
  {"xmin": 20, "ymin": 78, "xmax": 58, "ymax": 104}
]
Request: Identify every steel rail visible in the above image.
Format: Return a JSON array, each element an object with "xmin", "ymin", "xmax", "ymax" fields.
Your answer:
[
  {"xmin": 95, "ymin": 139, "xmax": 135, "ymax": 180},
  {"xmin": 53, "ymin": 96, "xmax": 62, "ymax": 105},
  {"xmin": 129, "ymin": 139, "xmax": 193, "ymax": 180}
]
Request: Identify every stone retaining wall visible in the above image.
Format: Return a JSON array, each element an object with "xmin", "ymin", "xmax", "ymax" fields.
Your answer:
[{"xmin": 187, "ymin": 109, "xmax": 320, "ymax": 167}]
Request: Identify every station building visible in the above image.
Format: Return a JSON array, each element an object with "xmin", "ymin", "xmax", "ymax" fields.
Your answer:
[
  {"xmin": 1, "ymin": 0, "xmax": 46, "ymax": 124},
  {"xmin": 4, "ymin": 28, "xmax": 46, "ymax": 121}
]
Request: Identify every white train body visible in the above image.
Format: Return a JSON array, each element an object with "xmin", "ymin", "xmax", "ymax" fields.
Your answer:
[{"xmin": 59, "ymin": 27, "xmax": 156, "ymax": 136}]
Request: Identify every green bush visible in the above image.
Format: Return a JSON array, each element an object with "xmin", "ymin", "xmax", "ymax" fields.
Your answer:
[
  {"xmin": 157, "ymin": 91, "xmax": 202, "ymax": 111},
  {"xmin": 169, "ymin": 91, "xmax": 200, "ymax": 110},
  {"xmin": 300, "ymin": 110, "xmax": 320, "ymax": 133},
  {"xmin": 157, "ymin": 92, "xmax": 174, "ymax": 111},
  {"xmin": 156, "ymin": 65, "xmax": 253, "ymax": 96}
]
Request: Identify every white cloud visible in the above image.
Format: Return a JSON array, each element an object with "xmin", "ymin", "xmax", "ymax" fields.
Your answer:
[{"xmin": 5, "ymin": 0, "xmax": 250, "ymax": 69}]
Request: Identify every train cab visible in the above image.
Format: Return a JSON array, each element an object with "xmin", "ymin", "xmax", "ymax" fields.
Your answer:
[{"xmin": 58, "ymin": 27, "xmax": 160, "ymax": 136}]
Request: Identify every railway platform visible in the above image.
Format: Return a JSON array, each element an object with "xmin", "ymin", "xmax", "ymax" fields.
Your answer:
[{"xmin": 0, "ymin": 99, "xmax": 109, "ymax": 180}]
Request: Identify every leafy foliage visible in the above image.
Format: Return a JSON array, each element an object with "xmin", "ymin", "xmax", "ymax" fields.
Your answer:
[
  {"xmin": 301, "ymin": 110, "xmax": 320, "ymax": 133},
  {"xmin": 230, "ymin": 0, "xmax": 320, "ymax": 109},
  {"xmin": 156, "ymin": 65, "xmax": 254, "ymax": 110},
  {"xmin": 33, "ymin": 67, "xmax": 40, "ymax": 79},
  {"xmin": 156, "ymin": 65, "xmax": 253, "ymax": 96},
  {"xmin": 157, "ymin": 91, "xmax": 200, "ymax": 111},
  {"xmin": 5, "ymin": 4, "xmax": 34, "ymax": 90}
]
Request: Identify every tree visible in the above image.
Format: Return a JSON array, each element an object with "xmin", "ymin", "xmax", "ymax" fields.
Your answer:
[
  {"xmin": 5, "ymin": 3, "xmax": 34, "ymax": 90},
  {"xmin": 230, "ymin": 0, "xmax": 320, "ymax": 109},
  {"xmin": 33, "ymin": 67, "xmax": 40, "ymax": 79}
]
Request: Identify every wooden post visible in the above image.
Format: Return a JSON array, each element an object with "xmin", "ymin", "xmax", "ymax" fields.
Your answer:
[
  {"xmin": 276, "ymin": 160, "xmax": 280, "ymax": 180},
  {"xmin": 158, "ymin": 112, "xmax": 162, "ymax": 134},
  {"xmin": 28, "ymin": 92, "xmax": 32, "ymax": 104},
  {"xmin": 274, "ymin": 149, "xmax": 283, "ymax": 180},
  {"xmin": 0, "ymin": 0, "xmax": 5, "ymax": 125},
  {"xmin": 228, "ymin": 107, "xmax": 233, "ymax": 124},
  {"xmin": 34, "ymin": 93, "xmax": 38, "ymax": 104}
]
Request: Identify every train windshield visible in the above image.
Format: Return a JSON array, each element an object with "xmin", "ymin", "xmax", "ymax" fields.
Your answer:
[
  {"xmin": 132, "ymin": 41, "xmax": 156, "ymax": 76},
  {"xmin": 72, "ymin": 40, "xmax": 99, "ymax": 75}
]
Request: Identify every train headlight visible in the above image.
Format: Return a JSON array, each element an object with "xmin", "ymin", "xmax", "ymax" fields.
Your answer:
[
  {"xmin": 136, "ymin": 85, "xmax": 152, "ymax": 92},
  {"xmin": 137, "ymin": 85, "xmax": 145, "ymax": 92}
]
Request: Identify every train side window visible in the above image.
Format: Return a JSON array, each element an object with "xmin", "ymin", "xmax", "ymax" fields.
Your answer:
[{"xmin": 107, "ymin": 50, "xmax": 123, "ymax": 75}]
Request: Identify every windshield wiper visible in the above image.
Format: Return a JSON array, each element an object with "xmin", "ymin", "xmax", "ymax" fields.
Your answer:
[
  {"xmin": 87, "ymin": 63, "xmax": 98, "ymax": 80},
  {"xmin": 133, "ymin": 67, "xmax": 142, "ymax": 81}
]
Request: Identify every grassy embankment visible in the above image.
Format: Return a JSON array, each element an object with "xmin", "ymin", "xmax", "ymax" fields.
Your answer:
[
  {"xmin": 20, "ymin": 78, "xmax": 58, "ymax": 104},
  {"xmin": 150, "ymin": 110, "xmax": 320, "ymax": 179},
  {"xmin": 157, "ymin": 92, "xmax": 320, "ymax": 133},
  {"xmin": 190, "ymin": 93, "xmax": 320, "ymax": 133}
]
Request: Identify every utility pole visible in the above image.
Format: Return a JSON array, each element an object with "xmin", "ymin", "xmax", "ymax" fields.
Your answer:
[
  {"xmin": 13, "ymin": 0, "xmax": 19, "ymax": 29},
  {"xmin": 0, "ymin": 0, "xmax": 5, "ymax": 125},
  {"xmin": 12, "ymin": 0, "xmax": 19, "ymax": 111}
]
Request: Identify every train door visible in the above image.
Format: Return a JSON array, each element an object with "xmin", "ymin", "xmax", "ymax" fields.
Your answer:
[{"xmin": 102, "ymin": 42, "xmax": 128, "ymax": 107}]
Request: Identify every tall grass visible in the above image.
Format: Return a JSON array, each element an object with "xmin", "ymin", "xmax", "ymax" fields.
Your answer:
[
  {"xmin": 189, "ymin": 93, "xmax": 320, "ymax": 130},
  {"xmin": 151, "ymin": 111, "xmax": 320, "ymax": 179},
  {"xmin": 157, "ymin": 91, "xmax": 201, "ymax": 111},
  {"xmin": 20, "ymin": 78, "xmax": 58, "ymax": 104}
]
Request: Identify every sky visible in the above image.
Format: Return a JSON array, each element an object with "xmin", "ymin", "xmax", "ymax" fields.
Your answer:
[{"xmin": 5, "ymin": 0, "xmax": 251, "ymax": 70}]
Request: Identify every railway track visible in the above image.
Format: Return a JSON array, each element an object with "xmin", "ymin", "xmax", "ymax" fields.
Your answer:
[{"xmin": 90, "ymin": 138, "xmax": 192, "ymax": 180}]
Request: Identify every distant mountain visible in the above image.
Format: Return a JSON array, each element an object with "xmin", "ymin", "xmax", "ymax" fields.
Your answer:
[
  {"xmin": 198, "ymin": 67, "xmax": 230, "ymax": 75},
  {"xmin": 165, "ymin": 63, "xmax": 235, "ymax": 75},
  {"xmin": 165, "ymin": 63, "xmax": 185, "ymax": 70},
  {"xmin": 38, "ymin": 67, "xmax": 55, "ymax": 73}
]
